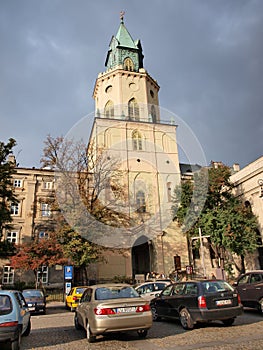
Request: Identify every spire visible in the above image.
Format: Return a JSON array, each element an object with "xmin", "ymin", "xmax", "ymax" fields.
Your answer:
[{"xmin": 105, "ymin": 13, "xmax": 144, "ymax": 71}]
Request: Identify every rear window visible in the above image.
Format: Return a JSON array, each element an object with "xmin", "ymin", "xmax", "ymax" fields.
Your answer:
[
  {"xmin": 202, "ymin": 281, "xmax": 234, "ymax": 293},
  {"xmin": 0, "ymin": 295, "xmax": 12, "ymax": 315},
  {"xmin": 95, "ymin": 286, "xmax": 139, "ymax": 300},
  {"xmin": 23, "ymin": 290, "xmax": 44, "ymax": 297},
  {"xmin": 75, "ymin": 288, "xmax": 86, "ymax": 294}
]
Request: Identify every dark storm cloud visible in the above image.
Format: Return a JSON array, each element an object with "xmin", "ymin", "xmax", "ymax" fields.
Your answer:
[{"xmin": 0, "ymin": 0, "xmax": 262, "ymax": 168}]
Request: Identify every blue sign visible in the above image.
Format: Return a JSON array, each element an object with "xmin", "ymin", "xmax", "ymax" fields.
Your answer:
[{"xmin": 64, "ymin": 265, "xmax": 73, "ymax": 280}]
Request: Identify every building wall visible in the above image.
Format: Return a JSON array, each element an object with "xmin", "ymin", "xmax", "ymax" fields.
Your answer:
[{"xmin": 230, "ymin": 156, "xmax": 263, "ymax": 270}]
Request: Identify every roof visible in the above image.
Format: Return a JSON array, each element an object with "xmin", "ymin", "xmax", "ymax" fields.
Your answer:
[{"xmin": 115, "ymin": 20, "xmax": 137, "ymax": 49}]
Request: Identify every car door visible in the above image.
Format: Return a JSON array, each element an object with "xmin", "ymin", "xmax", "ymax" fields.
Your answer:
[
  {"xmin": 77, "ymin": 288, "xmax": 92, "ymax": 327},
  {"xmin": 240, "ymin": 273, "xmax": 263, "ymax": 308},
  {"xmin": 155, "ymin": 284, "xmax": 175, "ymax": 317},
  {"xmin": 236, "ymin": 273, "xmax": 250, "ymax": 306},
  {"xmin": 15, "ymin": 292, "xmax": 30, "ymax": 334}
]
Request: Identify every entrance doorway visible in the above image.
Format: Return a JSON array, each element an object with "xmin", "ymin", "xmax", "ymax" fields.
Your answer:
[{"xmin": 131, "ymin": 235, "xmax": 151, "ymax": 278}]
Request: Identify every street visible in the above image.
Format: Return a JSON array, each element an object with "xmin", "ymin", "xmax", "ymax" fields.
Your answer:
[{"xmin": 18, "ymin": 302, "xmax": 263, "ymax": 350}]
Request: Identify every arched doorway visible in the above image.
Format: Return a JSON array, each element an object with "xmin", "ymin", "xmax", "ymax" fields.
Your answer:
[{"xmin": 131, "ymin": 235, "xmax": 151, "ymax": 278}]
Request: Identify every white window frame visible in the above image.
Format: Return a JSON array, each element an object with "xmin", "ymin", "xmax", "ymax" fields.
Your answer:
[
  {"xmin": 11, "ymin": 202, "xmax": 19, "ymax": 216},
  {"xmin": 43, "ymin": 181, "xmax": 53, "ymax": 190},
  {"xmin": 6, "ymin": 231, "xmax": 18, "ymax": 244},
  {"xmin": 13, "ymin": 179, "xmax": 22, "ymax": 188},
  {"xmin": 2, "ymin": 266, "xmax": 14, "ymax": 285},
  {"xmin": 37, "ymin": 266, "xmax": 48, "ymax": 285},
  {"xmin": 41, "ymin": 203, "xmax": 51, "ymax": 217}
]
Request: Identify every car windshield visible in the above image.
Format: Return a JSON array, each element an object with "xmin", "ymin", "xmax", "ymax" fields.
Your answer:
[
  {"xmin": 0, "ymin": 295, "xmax": 12, "ymax": 315},
  {"xmin": 202, "ymin": 280, "xmax": 234, "ymax": 293},
  {"xmin": 23, "ymin": 290, "xmax": 44, "ymax": 297},
  {"xmin": 95, "ymin": 286, "xmax": 139, "ymax": 300}
]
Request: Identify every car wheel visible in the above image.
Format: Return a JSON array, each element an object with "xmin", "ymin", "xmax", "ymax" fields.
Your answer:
[
  {"xmin": 137, "ymin": 329, "xmax": 148, "ymax": 338},
  {"xmin": 23, "ymin": 319, "xmax": 31, "ymax": 336},
  {"xmin": 86, "ymin": 321, "xmax": 96, "ymax": 343},
  {"xmin": 179, "ymin": 308, "xmax": 194, "ymax": 330},
  {"xmin": 151, "ymin": 305, "xmax": 161, "ymax": 321},
  {"xmin": 11, "ymin": 330, "xmax": 21, "ymax": 350},
  {"xmin": 258, "ymin": 298, "xmax": 263, "ymax": 314},
  {"xmin": 70, "ymin": 306, "xmax": 75, "ymax": 312},
  {"xmin": 222, "ymin": 318, "xmax": 235, "ymax": 326},
  {"xmin": 74, "ymin": 314, "xmax": 82, "ymax": 330}
]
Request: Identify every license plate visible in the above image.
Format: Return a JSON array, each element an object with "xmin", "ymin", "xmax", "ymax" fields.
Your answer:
[
  {"xmin": 216, "ymin": 299, "xmax": 232, "ymax": 306},
  {"xmin": 28, "ymin": 307, "xmax": 35, "ymax": 311},
  {"xmin": 116, "ymin": 307, "xmax": 136, "ymax": 313}
]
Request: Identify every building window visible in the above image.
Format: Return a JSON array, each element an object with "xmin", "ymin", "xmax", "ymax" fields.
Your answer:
[
  {"xmin": 43, "ymin": 181, "xmax": 53, "ymax": 190},
  {"xmin": 167, "ymin": 182, "xmax": 172, "ymax": 202},
  {"xmin": 6, "ymin": 231, "xmax": 18, "ymax": 244},
  {"xmin": 132, "ymin": 130, "xmax": 143, "ymax": 151},
  {"xmin": 128, "ymin": 98, "xmax": 139, "ymax": 121},
  {"xmin": 124, "ymin": 57, "xmax": 134, "ymax": 71},
  {"xmin": 136, "ymin": 190, "xmax": 146, "ymax": 213},
  {"xmin": 11, "ymin": 202, "xmax": 19, "ymax": 216},
  {"xmin": 105, "ymin": 100, "xmax": 114, "ymax": 118},
  {"xmin": 41, "ymin": 203, "xmax": 51, "ymax": 217},
  {"xmin": 13, "ymin": 179, "xmax": 22, "ymax": 188},
  {"xmin": 39, "ymin": 231, "xmax": 49, "ymax": 239},
  {"xmin": 2, "ymin": 266, "xmax": 14, "ymax": 285},
  {"xmin": 37, "ymin": 266, "xmax": 48, "ymax": 285}
]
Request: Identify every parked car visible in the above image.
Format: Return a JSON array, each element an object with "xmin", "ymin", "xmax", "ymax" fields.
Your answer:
[
  {"xmin": 150, "ymin": 279, "xmax": 243, "ymax": 329},
  {"xmin": 65, "ymin": 286, "xmax": 88, "ymax": 311},
  {"xmin": 0, "ymin": 290, "xmax": 31, "ymax": 350},
  {"xmin": 22, "ymin": 289, "xmax": 47, "ymax": 314},
  {"xmin": 233, "ymin": 270, "xmax": 263, "ymax": 313},
  {"xmin": 135, "ymin": 280, "xmax": 171, "ymax": 301},
  {"xmin": 74, "ymin": 283, "xmax": 152, "ymax": 343}
]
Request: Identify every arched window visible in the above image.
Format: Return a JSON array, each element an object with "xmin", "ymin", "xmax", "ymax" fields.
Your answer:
[
  {"xmin": 124, "ymin": 57, "xmax": 134, "ymax": 71},
  {"xmin": 136, "ymin": 190, "xmax": 146, "ymax": 213},
  {"xmin": 151, "ymin": 105, "xmax": 157, "ymax": 123},
  {"xmin": 104, "ymin": 100, "xmax": 114, "ymax": 118},
  {"xmin": 128, "ymin": 98, "xmax": 139, "ymax": 120},
  {"xmin": 132, "ymin": 130, "xmax": 142, "ymax": 151}
]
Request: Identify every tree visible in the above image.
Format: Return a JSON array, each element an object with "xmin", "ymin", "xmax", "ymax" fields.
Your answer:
[
  {"xmin": 0, "ymin": 138, "xmax": 17, "ymax": 255},
  {"xmin": 11, "ymin": 233, "xmax": 68, "ymax": 288},
  {"xmin": 172, "ymin": 163, "xmax": 259, "ymax": 274},
  {"xmin": 0, "ymin": 138, "xmax": 17, "ymax": 235}
]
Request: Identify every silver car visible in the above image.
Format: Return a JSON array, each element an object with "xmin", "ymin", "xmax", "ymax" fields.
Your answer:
[
  {"xmin": 74, "ymin": 283, "xmax": 152, "ymax": 342},
  {"xmin": 135, "ymin": 281, "xmax": 171, "ymax": 301}
]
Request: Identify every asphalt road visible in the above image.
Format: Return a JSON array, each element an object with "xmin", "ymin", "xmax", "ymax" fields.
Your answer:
[{"xmin": 18, "ymin": 302, "xmax": 263, "ymax": 350}]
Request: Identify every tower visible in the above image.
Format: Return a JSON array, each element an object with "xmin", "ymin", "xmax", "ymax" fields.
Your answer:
[{"xmin": 89, "ymin": 15, "xmax": 187, "ymax": 281}]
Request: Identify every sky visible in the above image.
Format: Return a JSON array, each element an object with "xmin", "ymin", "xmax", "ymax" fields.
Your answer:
[{"xmin": 0, "ymin": 0, "xmax": 262, "ymax": 170}]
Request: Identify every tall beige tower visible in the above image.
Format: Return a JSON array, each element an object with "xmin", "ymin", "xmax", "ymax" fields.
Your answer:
[{"xmin": 89, "ymin": 15, "xmax": 187, "ymax": 280}]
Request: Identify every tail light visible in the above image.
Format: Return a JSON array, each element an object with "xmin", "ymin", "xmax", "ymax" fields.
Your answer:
[
  {"xmin": 198, "ymin": 295, "xmax": 207, "ymax": 308},
  {"xmin": 237, "ymin": 294, "xmax": 242, "ymax": 305},
  {"xmin": 0, "ymin": 321, "xmax": 18, "ymax": 327},
  {"xmin": 136, "ymin": 304, "xmax": 151, "ymax": 312},
  {"xmin": 72, "ymin": 296, "xmax": 79, "ymax": 301},
  {"xmin": 94, "ymin": 307, "xmax": 115, "ymax": 315}
]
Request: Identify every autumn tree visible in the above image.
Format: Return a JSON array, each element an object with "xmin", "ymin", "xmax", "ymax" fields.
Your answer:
[
  {"xmin": 11, "ymin": 233, "xmax": 68, "ymax": 288},
  {"xmin": 172, "ymin": 163, "xmax": 259, "ymax": 274}
]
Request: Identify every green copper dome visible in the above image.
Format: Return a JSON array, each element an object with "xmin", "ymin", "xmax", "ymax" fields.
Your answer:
[{"xmin": 105, "ymin": 18, "xmax": 144, "ymax": 72}]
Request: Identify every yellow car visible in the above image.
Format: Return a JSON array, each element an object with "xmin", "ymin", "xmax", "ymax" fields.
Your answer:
[{"xmin": 65, "ymin": 286, "xmax": 88, "ymax": 311}]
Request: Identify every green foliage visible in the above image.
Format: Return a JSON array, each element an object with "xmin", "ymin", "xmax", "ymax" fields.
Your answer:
[
  {"xmin": 0, "ymin": 138, "xmax": 17, "ymax": 238},
  {"xmin": 172, "ymin": 163, "xmax": 259, "ymax": 270}
]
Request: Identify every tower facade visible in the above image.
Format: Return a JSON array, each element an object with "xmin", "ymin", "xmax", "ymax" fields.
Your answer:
[{"xmin": 89, "ymin": 16, "xmax": 188, "ymax": 281}]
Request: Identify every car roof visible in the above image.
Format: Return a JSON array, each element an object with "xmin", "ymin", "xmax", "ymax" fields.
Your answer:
[
  {"xmin": 0, "ymin": 290, "xmax": 21, "ymax": 295},
  {"xmin": 87, "ymin": 283, "xmax": 132, "ymax": 289}
]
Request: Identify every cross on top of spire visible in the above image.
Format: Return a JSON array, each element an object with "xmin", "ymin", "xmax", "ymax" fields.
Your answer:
[{"xmin": 120, "ymin": 10, "xmax": 125, "ymax": 22}]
